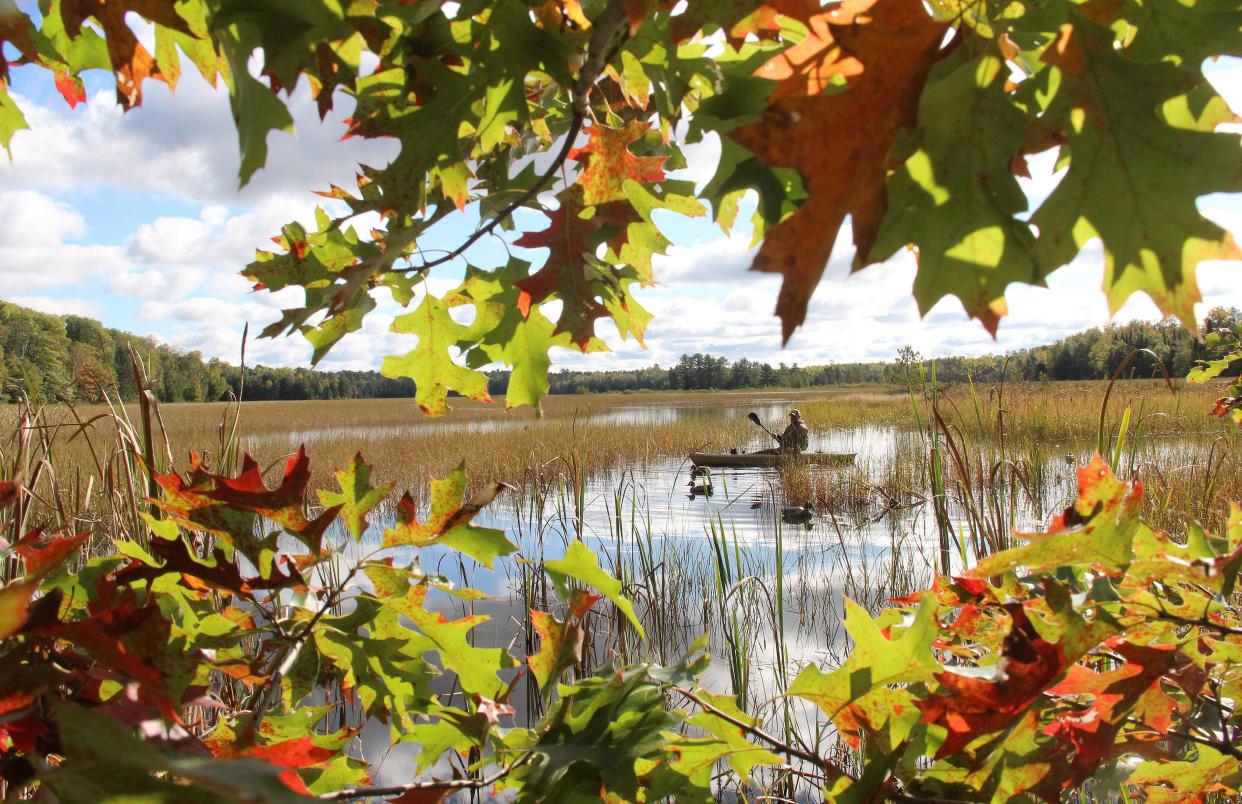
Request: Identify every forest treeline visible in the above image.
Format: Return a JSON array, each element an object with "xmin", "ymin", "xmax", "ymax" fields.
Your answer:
[{"xmin": 2, "ymin": 301, "xmax": 1238, "ymax": 404}]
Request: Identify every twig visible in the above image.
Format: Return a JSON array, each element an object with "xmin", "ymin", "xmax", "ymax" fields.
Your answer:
[
  {"xmin": 245, "ymin": 562, "xmax": 362, "ymax": 739},
  {"xmin": 1166, "ymin": 728, "xmax": 1242, "ymax": 761},
  {"xmin": 318, "ymin": 756, "xmax": 529, "ymax": 801},
  {"xmin": 671, "ymin": 686, "xmax": 854, "ymax": 781},
  {"xmin": 1151, "ymin": 614, "xmax": 1242, "ymax": 639},
  {"xmin": 391, "ymin": 0, "xmax": 629, "ymax": 275}
]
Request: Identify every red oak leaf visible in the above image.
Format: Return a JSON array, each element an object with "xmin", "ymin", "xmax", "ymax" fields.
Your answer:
[
  {"xmin": 14, "ymin": 530, "xmax": 87, "ymax": 577},
  {"xmin": 730, "ymin": 0, "xmax": 949, "ymax": 342},
  {"xmin": 53, "ymin": 69, "xmax": 87, "ymax": 108},
  {"xmin": 916, "ymin": 605, "xmax": 1073, "ymax": 757},
  {"xmin": 571, "ymin": 120, "xmax": 666, "ymax": 206},
  {"xmin": 0, "ymin": 479, "xmax": 18, "ymax": 508},
  {"xmin": 1042, "ymin": 641, "xmax": 1183, "ymax": 788},
  {"xmin": 514, "ymin": 187, "xmax": 639, "ymax": 349}
]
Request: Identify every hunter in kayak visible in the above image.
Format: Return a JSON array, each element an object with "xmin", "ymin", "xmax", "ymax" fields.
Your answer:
[{"xmin": 755, "ymin": 409, "xmax": 809, "ymax": 455}]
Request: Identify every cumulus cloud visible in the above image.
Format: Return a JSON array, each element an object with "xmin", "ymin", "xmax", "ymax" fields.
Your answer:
[
  {"xmin": 0, "ymin": 190, "xmax": 131, "ymax": 290},
  {"xmin": 3, "ymin": 70, "xmax": 397, "ymax": 205}
]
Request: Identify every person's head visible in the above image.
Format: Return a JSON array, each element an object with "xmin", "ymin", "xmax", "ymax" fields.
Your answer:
[{"xmin": 790, "ymin": 408, "xmax": 800, "ymax": 423}]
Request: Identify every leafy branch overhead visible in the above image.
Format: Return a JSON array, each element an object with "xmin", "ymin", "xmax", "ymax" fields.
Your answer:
[{"xmin": 6, "ymin": 0, "xmax": 1237, "ymax": 411}]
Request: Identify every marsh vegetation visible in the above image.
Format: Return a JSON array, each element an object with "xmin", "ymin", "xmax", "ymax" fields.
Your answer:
[{"xmin": 6, "ymin": 375, "xmax": 1240, "ymax": 798}]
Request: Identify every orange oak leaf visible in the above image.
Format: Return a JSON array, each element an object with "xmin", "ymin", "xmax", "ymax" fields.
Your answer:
[
  {"xmin": 669, "ymin": 0, "xmax": 820, "ymax": 44},
  {"xmin": 571, "ymin": 120, "xmax": 666, "ymax": 206},
  {"xmin": 916, "ymin": 605, "xmax": 1073, "ymax": 758},
  {"xmin": 58, "ymin": 0, "xmax": 193, "ymax": 108},
  {"xmin": 755, "ymin": 0, "xmax": 874, "ymax": 99},
  {"xmin": 14, "ymin": 531, "xmax": 87, "ymax": 577},
  {"xmin": 36, "ymin": 585, "xmax": 180, "ymax": 720},
  {"xmin": 220, "ymin": 737, "xmax": 336, "ymax": 795},
  {"xmin": 730, "ymin": 0, "xmax": 949, "ymax": 343}
]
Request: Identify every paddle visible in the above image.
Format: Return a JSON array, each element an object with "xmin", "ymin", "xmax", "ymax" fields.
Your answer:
[{"xmin": 747, "ymin": 411, "xmax": 782, "ymax": 444}]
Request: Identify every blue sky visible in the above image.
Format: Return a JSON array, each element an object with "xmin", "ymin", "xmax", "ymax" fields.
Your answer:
[{"xmin": 1, "ymin": 45, "xmax": 1239, "ymax": 372}]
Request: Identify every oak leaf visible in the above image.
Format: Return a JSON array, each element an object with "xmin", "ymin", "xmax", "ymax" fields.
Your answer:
[
  {"xmin": 58, "ymin": 0, "xmax": 192, "ymax": 108},
  {"xmin": 572, "ymin": 120, "xmax": 667, "ymax": 206},
  {"xmin": 1029, "ymin": 13, "xmax": 1242, "ymax": 330},
  {"xmin": 729, "ymin": 0, "xmax": 949, "ymax": 342},
  {"xmin": 381, "ymin": 463, "xmax": 516, "ymax": 568}
]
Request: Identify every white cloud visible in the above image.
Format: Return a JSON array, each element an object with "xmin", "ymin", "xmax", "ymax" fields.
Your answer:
[
  {"xmin": 0, "ymin": 190, "xmax": 130, "ymax": 290},
  {"xmin": 0, "ymin": 190, "xmax": 86, "ymax": 244},
  {"xmin": 3, "ymin": 70, "xmax": 397, "ymax": 206},
  {"xmin": 108, "ymin": 266, "xmax": 205, "ymax": 300}
]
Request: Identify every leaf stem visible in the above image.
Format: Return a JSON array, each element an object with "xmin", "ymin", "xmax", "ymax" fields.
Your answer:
[
  {"xmin": 671, "ymin": 686, "xmax": 853, "ymax": 781},
  {"xmin": 318, "ymin": 756, "xmax": 530, "ymax": 801},
  {"xmin": 395, "ymin": 0, "xmax": 629, "ymax": 275}
]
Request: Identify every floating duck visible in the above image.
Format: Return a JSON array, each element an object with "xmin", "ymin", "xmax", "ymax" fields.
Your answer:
[
  {"xmin": 687, "ymin": 468, "xmax": 713, "ymax": 498},
  {"xmin": 781, "ymin": 501, "xmax": 815, "ymax": 524}
]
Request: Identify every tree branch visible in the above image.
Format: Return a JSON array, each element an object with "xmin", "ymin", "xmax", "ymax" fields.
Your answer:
[
  {"xmin": 244, "ymin": 563, "xmax": 362, "ymax": 740},
  {"xmin": 392, "ymin": 0, "xmax": 629, "ymax": 275},
  {"xmin": 318, "ymin": 756, "xmax": 529, "ymax": 801}
]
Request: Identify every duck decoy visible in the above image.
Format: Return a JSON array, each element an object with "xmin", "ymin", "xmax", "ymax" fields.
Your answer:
[
  {"xmin": 687, "ymin": 480, "xmax": 714, "ymax": 498},
  {"xmin": 781, "ymin": 501, "xmax": 815, "ymax": 524}
]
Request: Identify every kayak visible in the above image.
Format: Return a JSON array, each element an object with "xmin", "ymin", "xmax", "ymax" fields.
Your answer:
[{"xmin": 689, "ymin": 452, "xmax": 856, "ymax": 469}]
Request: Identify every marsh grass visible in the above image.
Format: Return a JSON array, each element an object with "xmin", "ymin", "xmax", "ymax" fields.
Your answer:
[{"xmin": 7, "ymin": 378, "xmax": 1239, "ymax": 544}]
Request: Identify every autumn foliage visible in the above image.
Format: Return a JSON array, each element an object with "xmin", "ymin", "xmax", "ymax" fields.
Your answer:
[
  {"xmin": 3, "ymin": 0, "xmax": 1236, "ymax": 415},
  {"xmin": 3, "ymin": 445, "xmax": 1242, "ymax": 800}
]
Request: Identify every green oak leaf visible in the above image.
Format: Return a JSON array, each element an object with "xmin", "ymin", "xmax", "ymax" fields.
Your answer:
[
  {"xmin": 679, "ymin": 690, "xmax": 783, "ymax": 782},
  {"xmin": 871, "ymin": 50, "xmax": 1040, "ymax": 335},
  {"xmin": 544, "ymin": 541, "xmax": 645, "ymax": 639},
  {"xmin": 454, "ymin": 261, "xmax": 571, "ymax": 410},
  {"xmin": 970, "ymin": 455, "xmax": 1146, "ymax": 578},
  {"xmin": 788, "ymin": 593, "xmax": 940, "ymax": 745},
  {"xmin": 382, "ymin": 293, "xmax": 494, "ymax": 416},
  {"xmin": 0, "ymin": 83, "xmax": 29, "ymax": 155},
  {"xmin": 381, "ymin": 462, "xmax": 516, "ymax": 568},
  {"xmin": 317, "ymin": 452, "xmax": 393, "ymax": 541},
  {"xmin": 378, "ymin": 584, "xmax": 514, "ymax": 698},
  {"xmin": 528, "ymin": 609, "xmax": 585, "ymax": 690},
  {"xmin": 1028, "ymin": 13, "xmax": 1242, "ymax": 330},
  {"xmin": 217, "ymin": 21, "xmax": 294, "ymax": 187},
  {"xmin": 1119, "ymin": 0, "xmax": 1242, "ymax": 65}
]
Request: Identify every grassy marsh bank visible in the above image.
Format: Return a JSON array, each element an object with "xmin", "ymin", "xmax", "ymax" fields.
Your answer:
[{"xmin": 5, "ymin": 379, "xmax": 1239, "ymax": 536}]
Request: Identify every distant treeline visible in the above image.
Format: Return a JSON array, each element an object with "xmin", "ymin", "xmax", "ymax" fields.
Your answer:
[
  {"xmin": 2, "ymin": 300, "xmax": 1237, "ymax": 404},
  {"xmin": 0, "ymin": 302, "xmax": 412, "ymax": 404},
  {"xmin": 492, "ymin": 307, "xmax": 1242, "ymax": 395}
]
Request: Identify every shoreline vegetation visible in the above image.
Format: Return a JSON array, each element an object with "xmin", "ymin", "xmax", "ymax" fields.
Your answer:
[
  {"xmin": 3, "ymin": 299, "xmax": 1239, "ymax": 403},
  {"xmin": 8, "ymin": 379, "xmax": 1239, "ymax": 539}
]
